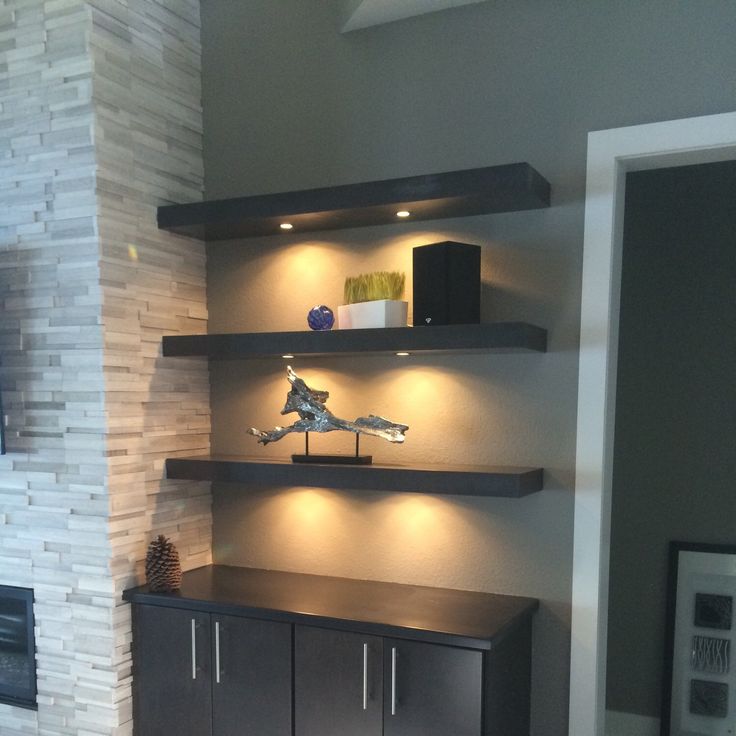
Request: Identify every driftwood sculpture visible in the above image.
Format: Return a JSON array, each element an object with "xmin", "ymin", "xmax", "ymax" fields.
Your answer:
[{"xmin": 248, "ymin": 366, "xmax": 409, "ymax": 445}]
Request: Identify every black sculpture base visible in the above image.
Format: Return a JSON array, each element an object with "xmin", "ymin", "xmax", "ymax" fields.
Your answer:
[
  {"xmin": 291, "ymin": 432, "xmax": 372, "ymax": 465},
  {"xmin": 292, "ymin": 454, "xmax": 373, "ymax": 465}
]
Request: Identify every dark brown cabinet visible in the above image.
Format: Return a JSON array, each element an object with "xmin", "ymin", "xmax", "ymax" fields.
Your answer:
[
  {"xmin": 132, "ymin": 606, "xmax": 212, "ymax": 736},
  {"xmin": 211, "ymin": 614, "xmax": 291, "ymax": 736},
  {"xmin": 295, "ymin": 626, "xmax": 383, "ymax": 736},
  {"xmin": 295, "ymin": 626, "xmax": 483, "ymax": 736},
  {"xmin": 125, "ymin": 566, "xmax": 537, "ymax": 736},
  {"xmin": 384, "ymin": 638, "xmax": 482, "ymax": 736},
  {"xmin": 131, "ymin": 604, "xmax": 291, "ymax": 736}
]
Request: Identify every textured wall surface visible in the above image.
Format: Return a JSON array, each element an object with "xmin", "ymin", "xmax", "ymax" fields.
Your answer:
[
  {"xmin": 209, "ymin": 214, "xmax": 574, "ymax": 736},
  {"xmin": 200, "ymin": 2, "xmax": 736, "ymax": 734},
  {"xmin": 0, "ymin": 4, "xmax": 102, "ymax": 732},
  {"xmin": 607, "ymin": 162, "xmax": 736, "ymax": 717},
  {"xmin": 0, "ymin": 1, "xmax": 208, "ymax": 734},
  {"xmin": 91, "ymin": 1, "xmax": 210, "ymax": 732}
]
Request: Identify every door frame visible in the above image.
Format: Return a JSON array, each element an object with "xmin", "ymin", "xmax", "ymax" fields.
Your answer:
[{"xmin": 569, "ymin": 110, "xmax": 736, "ymax": 735}]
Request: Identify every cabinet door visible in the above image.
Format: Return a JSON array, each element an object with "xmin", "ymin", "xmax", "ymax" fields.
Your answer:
[
  {"xmin": 294, "ymin": 625, "xmax": 383, "ymax": 736},
  {"xmin": 384, "ymin": 639, "xmax": 482, "ymax": 736},
  {"xmin": 212, "ymin": 615, "xmax": 292, "ymax": 736},
  {"xmin": 132, "ymin": 605, "xmax": 212, "ymax": 736}
]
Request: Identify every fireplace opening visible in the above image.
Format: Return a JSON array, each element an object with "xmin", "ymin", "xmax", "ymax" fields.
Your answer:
[{"xmin": 0, "ymin": 586, "xmax": 36, "ymax": 709}]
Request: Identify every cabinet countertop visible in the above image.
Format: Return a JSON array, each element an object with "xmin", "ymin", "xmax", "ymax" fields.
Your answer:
[{"xmin": 123, "ymin": 564, "xmax": 538, "ymax": 651}]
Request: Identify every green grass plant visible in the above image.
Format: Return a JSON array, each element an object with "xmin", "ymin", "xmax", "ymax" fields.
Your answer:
[{"xmin": 343, "ymin": 271, "xmax": 405, "ymax": 304}]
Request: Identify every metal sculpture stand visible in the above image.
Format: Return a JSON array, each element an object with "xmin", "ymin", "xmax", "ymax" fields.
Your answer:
[{"xmin": 291, "ymin": 431, "xmax": 372, "ymax": 465}]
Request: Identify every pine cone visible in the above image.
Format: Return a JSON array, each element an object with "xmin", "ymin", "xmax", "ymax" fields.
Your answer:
[{"xmin": 145, "ymin": 535, "xmax": 182, "ymax": 592}]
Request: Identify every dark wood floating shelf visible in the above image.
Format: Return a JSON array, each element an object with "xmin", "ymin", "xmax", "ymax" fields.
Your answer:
[
  {"xmin": 157, "ymin": 163, "xmax": 551, "ymax": 240},
  {"xmin": 123, "ymin": 564, "xmax": 539, "ymax": 651},
  {"xmin": 165, "ymin": 456, "xmax": 543, "ymax": 497},
  {"xmin": 162, "ymin": 322, "xmax": 547, "ymax": 359}
]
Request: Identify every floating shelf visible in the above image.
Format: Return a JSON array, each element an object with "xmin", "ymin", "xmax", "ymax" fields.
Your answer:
[
  {"xmin": 165, "ymin": 456, "xmax": 543, "ymax": 498},
  {"xmin": 158, "ymin": 163, "xmax": 551, "ymax": 241},
  {"xmin": 162, "ymin": 322, "xmax": 547, "ymax": 359}
]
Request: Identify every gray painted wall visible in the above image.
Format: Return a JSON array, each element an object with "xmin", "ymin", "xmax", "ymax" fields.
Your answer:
[
  {"xmin": 606, "ymin": 161, "xmax": 736, "ymax": 717},
  {"xmin": 199, "ymin": 2, "xmax": 736, "ymax": 733}
]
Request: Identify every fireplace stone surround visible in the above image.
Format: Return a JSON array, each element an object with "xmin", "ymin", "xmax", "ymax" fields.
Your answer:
[
  {"xmin": 0, "ymin": 1, "xmax": 209, "ymax": 734},
  {"xmin": 0, "ymin": 586, "xmax": 35, "ymax": 710}
]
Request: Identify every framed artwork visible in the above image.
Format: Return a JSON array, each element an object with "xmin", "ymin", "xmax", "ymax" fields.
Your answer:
[{"xmin": 662, "ymin": 541, "xmax": 736, "ymax": 735}]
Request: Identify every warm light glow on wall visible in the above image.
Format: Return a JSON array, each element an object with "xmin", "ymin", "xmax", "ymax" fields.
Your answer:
[
  {"xmin": 278, "ymin": 244, "xmax": 344, "ymax": 290},
  {"xmin": 284, "ymin": 488, "xmax": 337, "ymax": 524},
  {"xmin": 380, "ymin": 493, "xmax": 452, "ymax": 536},
  {"xmin": 229, "ymin": 485, "xmax": 466, "ymax": 581},
  {"xmin": 228, "ymin": 229, "xmax": 467, "ymax": 334},
  {"xmin": 215, "ymin": 478, "xmax": 518, "ymax": 590},
  {"xmin": 231, "ymin": 487, "xmax": 350, "ymax": 569},
  {"xmin": 241, "ymin": 363, "xmax": 480, "ymax": 465}
]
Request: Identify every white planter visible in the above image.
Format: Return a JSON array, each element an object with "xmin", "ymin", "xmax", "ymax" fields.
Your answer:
[{"xmin": 337, "ymin": 300, "xmax": 408, "ymax": 329}]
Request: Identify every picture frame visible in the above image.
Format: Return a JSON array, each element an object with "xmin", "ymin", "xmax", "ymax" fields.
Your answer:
[
  {"xmin": 0, "ymin": 391, "xmax": 4, "ymax": 455},
  {"xmin": 662, "ymin": 541, "xmax": 736, "ymax": 735}
]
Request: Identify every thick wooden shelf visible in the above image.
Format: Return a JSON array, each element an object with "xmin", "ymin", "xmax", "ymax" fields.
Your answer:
[
  {"xmin": 158, "ymin": 164, "xmax": 550, "ymax": 240},
  {"xmin": 162, "ymin": 322, "xmax": 547, "ymax": 359},
  {"xmin": 165, "ymin": 455, "xmax": 543, "ymax": 497},
  {"xmin": 122, "ymin": 564, "xmax": 539, "ymax": 651}
]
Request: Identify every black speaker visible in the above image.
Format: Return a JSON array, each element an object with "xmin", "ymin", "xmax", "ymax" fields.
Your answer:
[{"xmin": 412, "ymin": 242, "xmax": 481, "ymax": 326}]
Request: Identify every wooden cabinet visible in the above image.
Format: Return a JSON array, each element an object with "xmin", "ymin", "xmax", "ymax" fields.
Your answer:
[
  {"xmin": 384, "ymin": 638, "xmax": 482, "ymax": 736},
  {"xmin": 211, "ymin": 614, "xmax": 291, "ymax": 736},
  {"xmin": 125, "ymin": 566, "xmax": 538, "ymax": 736},
  {"xmin": 295, "ymin": 626, "xmax": 483, "ymax": 736},
  {"xmin": 295, "ymin": 626, "xmax": 383, "ymax": 736},
  {"xmin": 131, "ymin": 604, "xmax": 291, "ymax": 736},
  {"xmin": 132, "ymin": 606, "xmax": 212, "ymax": 736}
]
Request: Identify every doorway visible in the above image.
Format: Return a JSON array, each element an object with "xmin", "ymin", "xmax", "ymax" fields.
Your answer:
[
  {"xmin": 606, "ymin": 160, "xmax": 736, "ymax": 735},
  {"xmin": 569, "ymin": 111, "xmax": 736, "ymax": 736}
]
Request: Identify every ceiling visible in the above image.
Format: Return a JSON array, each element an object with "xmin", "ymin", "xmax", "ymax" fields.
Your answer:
[{"xmin": 342, "ymin": 0, "xmax": 489, "ymax": 32}]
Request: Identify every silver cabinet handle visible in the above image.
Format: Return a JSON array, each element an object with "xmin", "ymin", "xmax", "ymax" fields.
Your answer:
[
  {"xmin": 191, "ymin": 619, "xmax": 197, "ymax": 680},
  {"xmin": 362, "ymin": 642, "xmax": 368, "ymax": 710},
  {"xmin": 391, "ymin": 646, "xmax": 397, "ymax": 716},
  {"xmin": 215, "ymin": 621, "xmax": 221, "ymax": 684}
]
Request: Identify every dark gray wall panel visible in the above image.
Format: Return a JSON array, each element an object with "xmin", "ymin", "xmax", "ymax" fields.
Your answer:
[{"xmin": 607, "ymin": 161, "xmax": 736, "ymax": 717}]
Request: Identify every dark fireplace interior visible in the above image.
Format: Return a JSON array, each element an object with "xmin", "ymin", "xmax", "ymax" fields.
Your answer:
[{"xmin": 0, "ymin": 586, "xmax": 36, "ymax": 709}]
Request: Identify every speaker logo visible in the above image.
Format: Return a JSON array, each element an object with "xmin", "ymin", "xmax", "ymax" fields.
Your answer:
[{"xmin": 425, "ymin": 317, "xmax": 432, "ymax": 324}]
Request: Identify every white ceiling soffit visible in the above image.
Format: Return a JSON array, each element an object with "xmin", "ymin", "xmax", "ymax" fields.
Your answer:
[{"xmin": 342, "ymin": 0, "xmax": 489, "ymax": 32}]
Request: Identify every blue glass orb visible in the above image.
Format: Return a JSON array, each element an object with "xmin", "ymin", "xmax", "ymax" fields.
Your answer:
[{"xmin": 307, "ymin": 305, "xmax": 335, "ymax": 331}]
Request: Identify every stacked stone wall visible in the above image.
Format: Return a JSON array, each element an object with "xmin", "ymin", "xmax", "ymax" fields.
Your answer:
[{"xmin": 0, "ymin": 2, "xmax": 208, "ymax": 733}]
